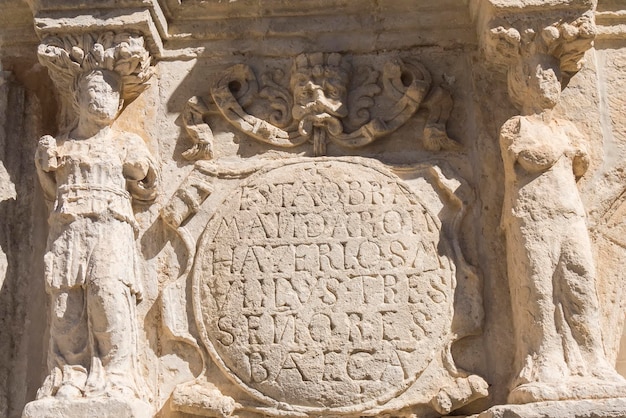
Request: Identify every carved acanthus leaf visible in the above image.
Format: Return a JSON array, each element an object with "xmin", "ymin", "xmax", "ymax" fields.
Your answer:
[
  {"xmin": 488, "ymin": 11, "xmax": 596, "ymax": 80},
  {"xmin": 38, "ymin": 31, "xmax": 153, "ymax": 132},
  {"xmin": 422, "ymin": 81, "xmax": 462, "ymax": 152},
  {"xmin": 259, "ymin": 69, "xmax": 293, "ymax": 129},
  {"xmin": 211, "ymin": 64, "xmax": 307, "ymax": 149},
  {"xmin": 39, "ymin": 32, "xmax": 152, "ymax": 100},
  {"xmin": 345, "ymin": 65, "xmax": 380, "ymax": 132}
]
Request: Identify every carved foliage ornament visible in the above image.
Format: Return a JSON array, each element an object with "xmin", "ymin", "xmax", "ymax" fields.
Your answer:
[
  {"xmin": 38, "ymin": 32, "xmax": 153, "ymax": 131},
  {"xmin": 488, "ymin": 12, "xmax": 596, "ymax": 88},
  {"xmin": 182, "ymin": 53, "xmax": 460, "ymax": 158}
]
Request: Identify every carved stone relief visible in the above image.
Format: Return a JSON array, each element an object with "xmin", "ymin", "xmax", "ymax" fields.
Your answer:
[
  {"xmin": 3, "ymin": 1, "xmax": 626, "ymax": 417},
  {"xmin": 181, "ymin": 53, "xmax": 460, "ymax": 159},
  {"xmin": 161, "ymin": 157, "xmax": 487, "ymax": 417},
  {"xmin": 22, "ymin": 32, "xmax": 158, "ymax": 418},
  {"xmin": 488, "ymin": 11, "xmax": 626, "ymax": 407},
  {"xmin": 148, "ymin": 46, "xmax": 492, "ymax": 415}
]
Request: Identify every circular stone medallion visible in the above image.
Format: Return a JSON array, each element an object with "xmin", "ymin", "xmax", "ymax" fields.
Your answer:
[{"xmin": 193, "ymin": 159, "xmax": 454, "ymax": 412}]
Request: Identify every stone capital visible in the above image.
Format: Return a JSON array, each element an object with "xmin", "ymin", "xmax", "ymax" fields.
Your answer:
[
  {"xmin": 37, "ymin": 30, "xmax": 155, "ymax": 131},
  {"xmin": 28, "ymin": 1, "xmax": 166, "ymax": 60},
  {"xmin": 473, "ymin": 0, "xmax": 597, "ymax": 80}
]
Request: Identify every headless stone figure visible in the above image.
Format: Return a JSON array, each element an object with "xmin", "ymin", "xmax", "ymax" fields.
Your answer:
[{"xmin": 500, "ymin": 54, "xmax": 626, "ymax": 404}]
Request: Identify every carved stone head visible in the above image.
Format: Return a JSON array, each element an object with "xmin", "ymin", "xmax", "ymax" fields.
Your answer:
[
  {"xmin": 73, "ymin": 69, "xmax": 123, "ymax": 126},
  {"xmin": 37, "ymin": 32, "xmax": 153, "ymax": 133},
  {"xmin": 490, "ymin": 13, "xmax": 595, "ymax": 115},
  {"xmin": 290, "ymin": 53, "xmax": 350, "ymax": 131},
  {"xmin": 508, "ymin": 54, "xmax": 562, "ymax": 114}
]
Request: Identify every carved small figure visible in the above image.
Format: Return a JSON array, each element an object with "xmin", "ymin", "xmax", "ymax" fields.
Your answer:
[
  {"xmin": 33, "ymin": 33, "xmax": 157, "ymax": 406},
  {"xmin": 290, "ymin": 52, "xmax": 350, "ymax": 155},
  {"xmin": 500, "ymin": 53, "xmax": 626, "ymax": 403}
]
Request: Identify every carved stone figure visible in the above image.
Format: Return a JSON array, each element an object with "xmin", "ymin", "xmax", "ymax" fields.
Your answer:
[
  {"xmin": 24, "ymin": 33, "xmax": 157, "ymax": 415},
  {"xmin": 500, "ymin": 50, "xmax": 626, "ymax": 404},
  {"xmin": 3, "ymin": 2, "xmax": 625, "ymax": 417}
]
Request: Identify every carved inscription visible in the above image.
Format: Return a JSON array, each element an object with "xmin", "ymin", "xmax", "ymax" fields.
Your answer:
[{"xmin": 194, "ymin": 160, "xmax": 455, "ymax": 409}]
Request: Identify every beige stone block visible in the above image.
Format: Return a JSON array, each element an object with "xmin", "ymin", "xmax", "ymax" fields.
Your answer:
[
  {"xmin": 22, "ymin": 397, "xmax": 154, "ymax": 418},
  {"xmin": 475, "ymin": 398, "xmax": 626, "ymax": 418}
]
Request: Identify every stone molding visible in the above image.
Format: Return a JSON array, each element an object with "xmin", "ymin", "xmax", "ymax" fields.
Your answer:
[
  {"xmin": 30, "ymin": 0, "xmax": 167, "ymax": 59},
  {"xmin": 595, "ymin": 0, "xmax": 626, "ymax": 44},
  {"xmin": 5, "ymin": 1, "xmax": 620, "ymax": 62}
]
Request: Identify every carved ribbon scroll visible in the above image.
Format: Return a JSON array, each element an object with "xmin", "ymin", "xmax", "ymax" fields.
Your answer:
[{"xmin": 184, "ymin": 53, "xmax": 460, "ymax": 158}]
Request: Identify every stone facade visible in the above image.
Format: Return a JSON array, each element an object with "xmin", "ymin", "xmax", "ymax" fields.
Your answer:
[{"xmin": 1, "ymin": 1, "xmax": 626, "ymax": 417}]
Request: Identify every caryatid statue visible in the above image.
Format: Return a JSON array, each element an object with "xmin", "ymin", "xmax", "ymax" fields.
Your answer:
[
  {"xmin": 34, "ymin": 32, "xmax": 157, "ymax": 401},
  {"xmin": 496, "ymin": 15, "xmax": 626, "ymax": 403}
]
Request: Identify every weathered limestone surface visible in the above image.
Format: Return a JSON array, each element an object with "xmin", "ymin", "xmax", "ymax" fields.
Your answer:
[
  {"xmin": 0, "ymin": 71, "xmax": 45, "ymax": 418},
  {"xmin": 2, "ymin": 1, "xmax": 626, "ymax": 417},
  {"xmin": 474, "ymin": 398, "xmax": 626, "ymax": 418},
  {"xmin": 22, "ymin": 397, "xmax": 154, "ymax": 418}
]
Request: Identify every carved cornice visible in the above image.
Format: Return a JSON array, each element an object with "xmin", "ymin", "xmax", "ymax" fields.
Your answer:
[
  {"xmin": 32, "ymin": 3, "xmax": 167, "ymax": 60},
  {"xmin": 18, "ymin": 0, "xmax": 477, "ymax": 61},
  {"xmin": 4, "ymin": 1, "xmax": 610, "ymax": 63},
  {"xmin": 595, "ymin": 0, "xmax": 626, "ymax": 45}
]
